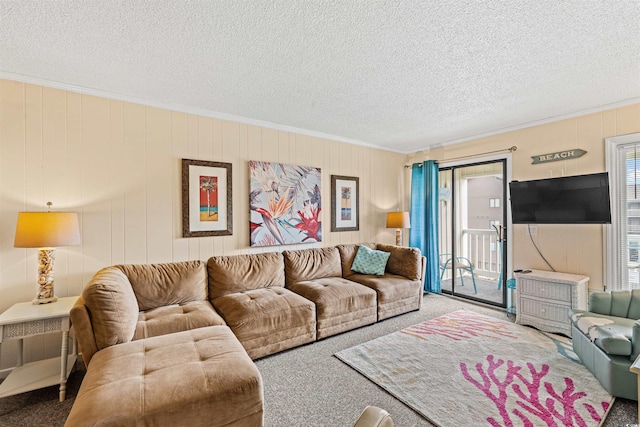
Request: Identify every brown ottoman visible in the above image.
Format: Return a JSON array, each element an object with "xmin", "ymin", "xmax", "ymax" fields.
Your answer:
[{"xmin": 65, "ymin": 325, "xmax": 263, "ymax": 427}]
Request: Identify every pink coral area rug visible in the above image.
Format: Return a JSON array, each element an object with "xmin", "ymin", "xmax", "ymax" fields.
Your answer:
[{"xmin": 335, "ymin": 310, "xmax": 614, "ymax": 427}]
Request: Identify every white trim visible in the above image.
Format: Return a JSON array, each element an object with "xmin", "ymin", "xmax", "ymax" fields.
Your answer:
[
  {"xmin": 605, "ymin": 133, "xmax": 640, "ymax": 291},
  {"xmin": 430, "ymin": 98, "xmax": 640, "ymax": 150},
  {"xmin": 0, "ymin": 72, "xmax": 400, "ymax": 153},
  {"xmin": 2, "ymin": 71, "xmax": 638, "ymax": 155}
]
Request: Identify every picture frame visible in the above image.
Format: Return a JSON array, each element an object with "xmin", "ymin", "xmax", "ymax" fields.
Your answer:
[
  {"xmin": 331, "ymin": 175, "xmax": 359, "ymax": 232},
  {"xmin": 250, "ymin": 161, "xmax": 322, "ymax": 246},
  {"xmin": 182, "ymin": 159, "xmax": 232, "ymax": 237}
]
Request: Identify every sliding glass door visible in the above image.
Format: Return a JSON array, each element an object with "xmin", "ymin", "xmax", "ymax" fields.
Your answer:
[{"xmin": 439, "ymin": 160, "xmax": 507, "ymax": 307}]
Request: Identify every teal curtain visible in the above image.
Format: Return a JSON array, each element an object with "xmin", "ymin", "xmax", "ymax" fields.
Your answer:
[{"xmin": 409, "ymin": 160, "xmax": 440, "ymax": 293}]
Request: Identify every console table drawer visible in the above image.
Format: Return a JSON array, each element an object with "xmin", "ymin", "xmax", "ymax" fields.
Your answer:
[
  {"xmin": 519, "ymin": 297, "xmax": 569, "ymax": 324},
  {"xmin": 518, "ymin": 278, "xmax": 571, "ymax": 303}
]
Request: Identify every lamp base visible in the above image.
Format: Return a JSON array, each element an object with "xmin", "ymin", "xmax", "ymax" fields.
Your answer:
[
  {"xmin": 33, "ymin": 295, "xmax": 58, "ymax": 305},
  {"xmin": 395, "ymin": 229, "xmax": 402, "ymax": 246},
  {"xmin": 33, "ymin": 248, "xmax": 57, "ymax": 304}
]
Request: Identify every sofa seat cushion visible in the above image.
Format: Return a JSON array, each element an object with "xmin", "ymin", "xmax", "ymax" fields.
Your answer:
[
  {"xmin": 348, "ymin": 273, "xmax": 422, "ymax": 320},
  {"xmin": 288, "ymin": 277, "xmax": 377, "ymax": 339},
  {"xmin": 212, "ymin": 288, "xmax": 316, "ymax": 359},
  {"xmin": 570, "ymin": 310, "xmax": 635, "ymax": 356},
  {"xmin": 133, "ymin": 300, "xmax": 226, "ymax": 340},
  {"xmin": 66, "ymin": 326, "xmax": 263, "ymax": 427}
]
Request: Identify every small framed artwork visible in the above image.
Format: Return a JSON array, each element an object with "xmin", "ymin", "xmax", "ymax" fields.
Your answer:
[
  {"xmin": 331, "ymin": 175, "xmax": 359, "ymax": 232},
  {"xmin": 182, "ymin": 159, "xmax": 232, "ymax": 237}
]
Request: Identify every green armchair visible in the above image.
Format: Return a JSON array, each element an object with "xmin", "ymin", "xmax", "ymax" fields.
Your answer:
[{"xmin": 569, "ymin": 289, "xmax": 640, "ymax": 400}]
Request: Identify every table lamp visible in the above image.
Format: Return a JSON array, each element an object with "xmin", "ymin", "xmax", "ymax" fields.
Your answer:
[
  {"xmin": 386, "ymin": 211, "xmax": 410, "ymax": 246},
  {"xmin": 14, "ymin": 203, "xmax": 81, "ymax": 304}
]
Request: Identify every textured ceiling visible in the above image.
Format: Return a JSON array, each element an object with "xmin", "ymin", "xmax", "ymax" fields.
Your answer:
[{"xmin": 1, "ymin": 1, "xmax": 639, "ymax": 153}]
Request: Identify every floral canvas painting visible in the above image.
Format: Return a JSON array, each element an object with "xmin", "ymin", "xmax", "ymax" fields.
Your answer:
[{"xmin": 250, "ymin": 161, "xmax": 321, "ymax": 246}]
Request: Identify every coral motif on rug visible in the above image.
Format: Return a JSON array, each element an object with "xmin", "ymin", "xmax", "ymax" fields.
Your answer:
[{"xmin": 335, "ymin": 310, "xmax": 613, "ymax": 427}]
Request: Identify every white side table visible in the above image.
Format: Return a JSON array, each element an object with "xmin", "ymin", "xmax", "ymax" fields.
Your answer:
[{"xmin": 0, "ymin": 296, "xmax": 78, "ymax": 402}]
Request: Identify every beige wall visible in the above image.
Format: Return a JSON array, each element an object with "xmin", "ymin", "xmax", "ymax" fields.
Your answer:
[
  {"xmin": 406, "ymin": 103, "xmax": 640, "ymax": 291},
  {"xmin": 0, "ymin": 78, "xmax": 406, "ymax": 367}
]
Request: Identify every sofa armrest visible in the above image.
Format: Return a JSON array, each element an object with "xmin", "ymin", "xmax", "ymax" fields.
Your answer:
[
  {"xmin": 82, "ymin": 267, "xmax": 140, "ymax": 353},
  {"xmin": 632, "ymin": 319, "xmax": 640, "ymax": 360},
  {"xmin": 70, "ymin": 296, "xmax": 99, "ymax": 367}
]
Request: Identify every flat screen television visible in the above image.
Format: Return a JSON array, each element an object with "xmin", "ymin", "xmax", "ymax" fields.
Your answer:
[{"xmin": 509, "ymin": 172, "xmax": 611, "ymax": 224}]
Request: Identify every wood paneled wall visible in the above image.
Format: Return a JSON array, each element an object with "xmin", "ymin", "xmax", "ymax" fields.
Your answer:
[
  {"xmin": 0, "ymin": 79, "xmax": 405, "ymax": 367},
  {"xmin": 407, "ymin": 103, "xmax": 640, "ymax": 291}
]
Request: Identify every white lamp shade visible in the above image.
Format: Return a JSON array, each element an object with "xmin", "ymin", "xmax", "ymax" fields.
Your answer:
[{"xmin": 14, "ymin": 212, "xmax": 81, "ymax": 248}]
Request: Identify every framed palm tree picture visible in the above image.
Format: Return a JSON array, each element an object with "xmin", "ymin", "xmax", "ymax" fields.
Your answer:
[
  {"xmin": 182, "ymin": 159, "xmax": 232, "ymax": 237},
  {"xmin": 331, "ymin": 175, "xmax": 359, "ymax": 232}
]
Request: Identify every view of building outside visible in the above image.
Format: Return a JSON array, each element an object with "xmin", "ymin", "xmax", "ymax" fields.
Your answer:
[
  {"xmin": 463, "ymin": 175, "xmax": 503, "ymax": 280},
  {"xmin": 467, "ymin": 176, "xmax": 503, "ymax": 230}
]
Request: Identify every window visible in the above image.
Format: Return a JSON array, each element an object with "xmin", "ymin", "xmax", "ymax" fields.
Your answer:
[
  {"xmin": 489, "ymin": 198, "xmax": 500, "ymax": 208},
  {"xmin": 606, "ymin": 133, "xmax": 640, "ymax": 291}
]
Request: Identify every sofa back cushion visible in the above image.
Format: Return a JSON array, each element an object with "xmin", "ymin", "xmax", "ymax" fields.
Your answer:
[
  {"xmin": 376, "ymin": 244, "xmax": 422, "ymax": 281},
  {"xmin": 208, "ymin": 252, "xmax": 285, "ymax": 300},
  {"xmin": 116, "ymin": 261, "xmax": 208, "ymax": 311},
  {"xmin": 82, "ymin": 266, "xmax": 139, "ymax": 351},
  {"xmin": 336, "ymin": 243, "xmax": 376, "ymax": 277},
  {"xmin": 590, "ymin": 290, "xmax": 640, "ymax": 319},
  {"xmin": 611, "ymin": 290, "xmax": 632, "ymax": 318},
  {"xmin": 628, "ymin": 290, "xmax": 640, "ymax": 319},
  {"xmin": 284, "ymin": 247, "xmax": 342, "ymax": 286}
]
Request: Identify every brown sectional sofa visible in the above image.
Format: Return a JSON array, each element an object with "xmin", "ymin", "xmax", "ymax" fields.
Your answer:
[{"xmin": 66, "ymin": 243, "xmax": 424, "ymax": 426}]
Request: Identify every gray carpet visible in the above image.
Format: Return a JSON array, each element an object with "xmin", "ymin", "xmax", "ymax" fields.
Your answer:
[{"xmin": 0, "ymin": 293, "xmax": 636, "ymax": 426}]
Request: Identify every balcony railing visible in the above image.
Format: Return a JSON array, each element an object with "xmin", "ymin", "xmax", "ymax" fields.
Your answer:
[{"xmin": 460, "ymin": 228, "xmax": 501, "ymax": 279}]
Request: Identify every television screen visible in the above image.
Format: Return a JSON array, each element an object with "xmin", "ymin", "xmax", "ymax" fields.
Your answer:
[{"xmin": 509, "ymin": 172, "xmax": 611, "ymax": 224}]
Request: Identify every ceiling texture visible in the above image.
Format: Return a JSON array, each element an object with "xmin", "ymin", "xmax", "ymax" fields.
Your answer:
[{"xmin": 1, "ymin": 1, "xmax": 639, "ymax": 154}]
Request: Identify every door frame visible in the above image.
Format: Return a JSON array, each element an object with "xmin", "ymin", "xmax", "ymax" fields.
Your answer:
[{"xmin": 438, "ymin": 152, "xmax": 513, "ymax": 307}]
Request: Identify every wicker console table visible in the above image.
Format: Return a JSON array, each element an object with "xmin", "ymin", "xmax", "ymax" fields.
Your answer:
[{"xmin": 515, "ymin": 270, "xmax": 588, "ymax": 337}]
